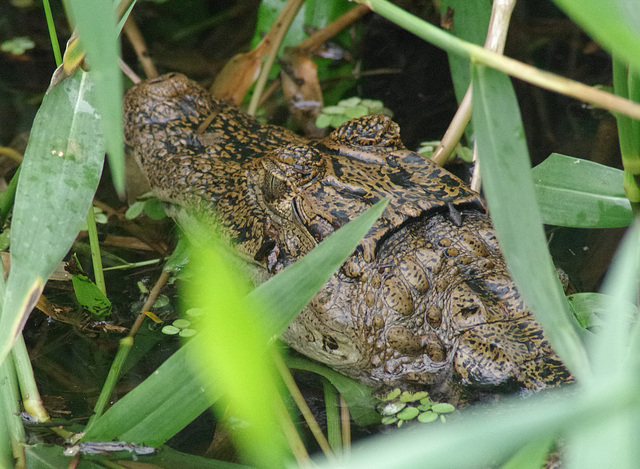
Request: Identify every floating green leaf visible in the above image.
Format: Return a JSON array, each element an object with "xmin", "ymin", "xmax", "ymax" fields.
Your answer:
[
  {"xmin": 161, "ymin": 325, "xmax": 180, "ymax": 335},
  {"xmin": 417, "ymin": 411, "xmax": 438, "ymax": 424},
  {"xmin": 1, "ymin": 36, "xmax": 35, "ymax": 55},
  {"xmin": 397, "ymin": 407, "xmax": 420, "ymax": 420},
  {"xmin": 143, "ymin": 197, "xmax": 168, "ymax": 220},
  {"xmin": 71, "ymin": 272, "xmax": 111, "ymax": 319},
  {"xmin": 431, "ymin": 403, "xmax": 455, "ymax": 414}
]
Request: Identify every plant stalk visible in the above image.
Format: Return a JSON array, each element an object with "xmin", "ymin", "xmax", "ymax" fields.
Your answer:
[
  {"xmin": 42, "ymin": 0, "xmax": 62, "ymax": 66},
  {"xmin": 86, "ymin": 205, "xmax": 106, "ymax": 296},
  {"xmin": 323, "ymin": 378, "xmax": 342, "ymax": 452},
  {"xmin": 272, "ymin": 350, "xmax": 335, "ymax": 461},
  {"xmin": 247, "ymin": 0, "xmax": 303, "ymax": 115},
  {"xmin": 356, "ymin": 0, "xmax": 640, "ymax": 120}
]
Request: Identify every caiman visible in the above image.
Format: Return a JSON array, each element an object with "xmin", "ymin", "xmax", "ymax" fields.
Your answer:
[{"xmin": 124, "ymin": 73, "xmax": 571, "ymax": 400}]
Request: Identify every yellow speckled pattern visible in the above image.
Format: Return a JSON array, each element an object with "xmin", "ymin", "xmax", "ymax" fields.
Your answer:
[{"xmin": 125, "ymin": 73, "xmax": 571, "ymax": 401}]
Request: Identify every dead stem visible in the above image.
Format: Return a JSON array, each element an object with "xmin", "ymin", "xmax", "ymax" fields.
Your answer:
[{"xmin": 123, "ymin": 16, "xmax": 158, "ymax": 79}]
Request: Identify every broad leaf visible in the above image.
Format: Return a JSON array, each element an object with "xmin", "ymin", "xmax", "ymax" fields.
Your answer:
[{"xmin": 0, "ymin": 71, "xmax": 104, "ymax": 366}]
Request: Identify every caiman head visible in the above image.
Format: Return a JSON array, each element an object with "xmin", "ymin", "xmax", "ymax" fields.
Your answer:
[{"xmin": 124, "ymin": 73, "xmax": 572, "ymax": 401}]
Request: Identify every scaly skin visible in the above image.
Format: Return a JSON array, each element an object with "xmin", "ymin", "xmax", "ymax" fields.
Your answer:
[{"xmin": 124, "ymin": 73, "xmax": 571, "ymax": 400}]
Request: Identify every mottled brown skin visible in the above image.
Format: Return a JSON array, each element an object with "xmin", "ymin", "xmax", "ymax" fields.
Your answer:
[{"xmin": 124, "ymin": 73, "xmax": 570, "ymax": 399}]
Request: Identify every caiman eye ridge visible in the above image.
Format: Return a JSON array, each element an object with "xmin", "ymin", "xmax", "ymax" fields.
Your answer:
[{"xmin": 125, "ymin": 73, "xmax": 572, "ymax": 403}]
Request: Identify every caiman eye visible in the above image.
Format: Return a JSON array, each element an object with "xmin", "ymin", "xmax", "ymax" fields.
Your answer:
[{"xmin": 263, "ymin": 172, "xmax": 288, "ymax": 203}]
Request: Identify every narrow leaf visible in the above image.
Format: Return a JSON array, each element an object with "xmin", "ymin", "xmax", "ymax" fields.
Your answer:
[
  {"xmin": 552, "ymin": 0, "xmax": 640, "ymax": 72},
  {"xmin": 0, "ymin": 71, "xmax": 104, "ymax": 365},
  {"xmin": 82, "ymin": 338, "xmax": 217, "ymax": 446},
  {"xmin": 66, "ymin": 0, "xmax": 124, "ymax": 195},
  {"xmin": 0, "ymin": 357, "xmax": 23, "ymax": 468},
  {"xmin": 591, "ymin": 223, "xmax": 640, "ymax": 378},
  {"xmin": 533, "ymin": 153, "xmax": 632, "ymax": 228},
  {"xmin": 440, "ymin": 0, "xmax": 491, "ymax": 103},
  {"xmin": 184, "ymin": 240, "xmax": 292, "ymax": 469},
  {"xmin": 471, "ymin": 65, "xmax": 590, "ymax": 380}
]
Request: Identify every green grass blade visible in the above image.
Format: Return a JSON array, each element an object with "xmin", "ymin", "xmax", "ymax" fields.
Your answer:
[
  {"xmin": 82, "ymin": 338, "xmax": 218, "ymax": 445},
  {"xmin": 42, "ymin": 0, "xmax": 62, "ymax": 66},
  {"xmin": 590, "ymin": 223, "xmax": 640, "ymax": 378},
  {"xmin": 316, "ymin": 386, "xmax": 566, "ymax": 469},
  {"xmin": 533, "ymin": 153, "xmax": 632, "ymax": 228},
  {"xmin": 552, "ymin": 0, "xmax": 640, "ymax": 72},
  {"xmin": 184, "ymin": 241, "xmax": 293, "ymax": 469},
  {"xmin": 440, "ymin": 0, "xmax": 491, "ymax": 104},
  {"xmin": 66, "ymin": 0, "xmax": 124, "ymax": 196},
  {"xmin": 0, "ymin": 166, "xmax": 20, "ymax": 227},
  {"xmin": 322, "ymin": 379, "xmax": 342, "ymax": 451},
  {"xmin": 251, "ymin": 198, "xmax": 388, "ymax": 338},
  {"xmin": 0, "ymin": 70, "xmax": 104, "ymax": 366},
  {"xmin": 0, "ymin": 356, "xmax": 23, "ymax": 468},
  {"xmin": 500, "ymin": 434, "xmax": 555, "ymax": 469},
  {"xmin": 471, "ymin": 65, "xmax": 590, "ymax": 380}
]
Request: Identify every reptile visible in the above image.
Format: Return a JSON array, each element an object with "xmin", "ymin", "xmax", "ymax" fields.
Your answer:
[{"xmin": 124, "ymin": 73, "xmax": 571, "ymax": 401}]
